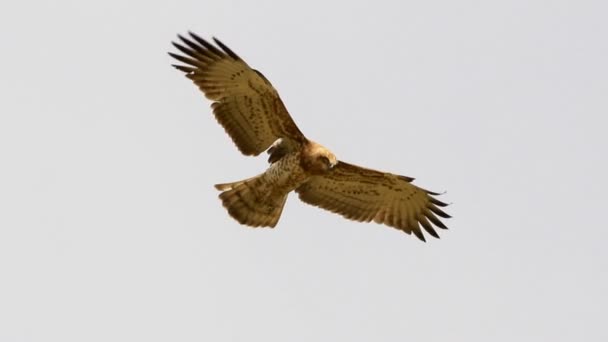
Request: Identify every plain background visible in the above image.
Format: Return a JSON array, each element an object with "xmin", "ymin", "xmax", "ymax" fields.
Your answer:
[{"xmin": 1, "ymin": 0, "xmax": 607, "ymax": 341}]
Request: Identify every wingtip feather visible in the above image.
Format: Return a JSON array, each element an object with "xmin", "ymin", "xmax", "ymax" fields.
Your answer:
[{"xmin": 212, "ymin": 37, "xmax": 241, "ymax": 60}]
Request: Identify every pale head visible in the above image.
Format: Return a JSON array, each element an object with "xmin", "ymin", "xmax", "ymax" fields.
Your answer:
[{"xmin": 300, "ymin": 141, "xmax": 338, "ymax": 174}]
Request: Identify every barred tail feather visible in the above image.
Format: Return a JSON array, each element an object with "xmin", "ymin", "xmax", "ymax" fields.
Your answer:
[{"xmin": 215, "ymin": 176, "xmax": 287, "ymax": 228}]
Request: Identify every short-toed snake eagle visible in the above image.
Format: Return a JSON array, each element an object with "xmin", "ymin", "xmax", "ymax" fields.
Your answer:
[{"xmin": 169, "ymin": 32, "xmax": 450, "ymax": 241}]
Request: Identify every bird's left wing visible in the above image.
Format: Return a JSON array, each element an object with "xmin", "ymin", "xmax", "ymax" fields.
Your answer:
[
  {"xmin": 296, "ymin": 161, "xmax": 450, "ymax": 241},
  {"xmin": 169, "ymin": 32, "xmax": 306, "ymax": 156}
]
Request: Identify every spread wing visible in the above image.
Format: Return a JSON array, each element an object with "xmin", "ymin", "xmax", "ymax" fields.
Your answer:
[
  {"xmin": 296, "ymin": 162, "xmax": 450, "ymax": 241},
  {"xmin": 169, "ymin": 32, "xmax": 307, "ymax": 156}
]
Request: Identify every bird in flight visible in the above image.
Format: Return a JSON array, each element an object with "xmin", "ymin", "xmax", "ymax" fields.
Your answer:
[{"xmin": 169, "ymin": 32, "xmax": 450, "ymax": 241}]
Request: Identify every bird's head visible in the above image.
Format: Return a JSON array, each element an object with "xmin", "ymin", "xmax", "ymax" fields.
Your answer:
[{"xmin": 301, "ymin": 141, "xmax": 337, "ymax": 174}]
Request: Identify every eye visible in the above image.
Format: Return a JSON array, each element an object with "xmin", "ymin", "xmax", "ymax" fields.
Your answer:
[{"xmin": 319, "ymin": 156, "xmax": 330, "ymax": 166}]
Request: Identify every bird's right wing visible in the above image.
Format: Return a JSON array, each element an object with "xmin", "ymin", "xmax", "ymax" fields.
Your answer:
[
  {"xmin": 296, "ymin": 161, "xmax": 450, "ymax": 241},
  {"xmin": 170, "ymin": 32, "xmax": 307, "ymax": 156}
]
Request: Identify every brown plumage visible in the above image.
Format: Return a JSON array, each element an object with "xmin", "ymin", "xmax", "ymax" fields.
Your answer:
[{"xmin": 169, "ymin": 32, "xmax": 450, "ymax": 241}]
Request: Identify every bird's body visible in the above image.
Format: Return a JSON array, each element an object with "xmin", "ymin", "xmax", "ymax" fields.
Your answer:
[
  {"xmin": 169, "ymin": 32, "xmax": 450, "ymax": 241},
  {"xmin": 215, "ymin": 140, "xmax": 336, "ymax": 227}
]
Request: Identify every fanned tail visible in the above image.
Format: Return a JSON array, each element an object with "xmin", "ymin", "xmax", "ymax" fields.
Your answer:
[{"xmin": 215, "ymin": 175, "xmax": 288, "ymax": 227}]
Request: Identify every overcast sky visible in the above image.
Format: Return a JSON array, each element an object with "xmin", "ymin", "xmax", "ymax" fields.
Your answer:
[{"xmin": 1, "ymin": 0, "xmax": 607, "ymax": 341}]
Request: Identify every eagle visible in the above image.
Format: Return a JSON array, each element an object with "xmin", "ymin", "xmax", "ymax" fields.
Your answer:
[{"xmin": 169, "ymin": 32, "xmax": 450, "ymax": 241}]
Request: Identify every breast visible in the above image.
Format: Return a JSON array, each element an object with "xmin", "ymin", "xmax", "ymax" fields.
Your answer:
[{"xmin": 265, "ymin": 152, "xmax": 310, "ymax": 194}]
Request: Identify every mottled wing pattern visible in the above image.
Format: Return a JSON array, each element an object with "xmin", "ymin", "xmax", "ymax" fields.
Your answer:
[
  {"xmin": 296, "ymin": 162, "xmax": 450, "ymax": 241},
  {"xmin": 169, "ymin": 32, "xmax": 306, "ymax": 156}
]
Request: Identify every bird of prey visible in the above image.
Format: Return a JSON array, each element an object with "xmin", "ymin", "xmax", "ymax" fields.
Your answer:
[{"xmin": 169, "ymin": 32, "xmax": 450, "ymax": 241}]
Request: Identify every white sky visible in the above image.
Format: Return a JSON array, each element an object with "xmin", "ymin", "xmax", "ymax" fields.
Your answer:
[{"xmin": 1, "ymin": 0, "xmax": 607, "ymax": 341}]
